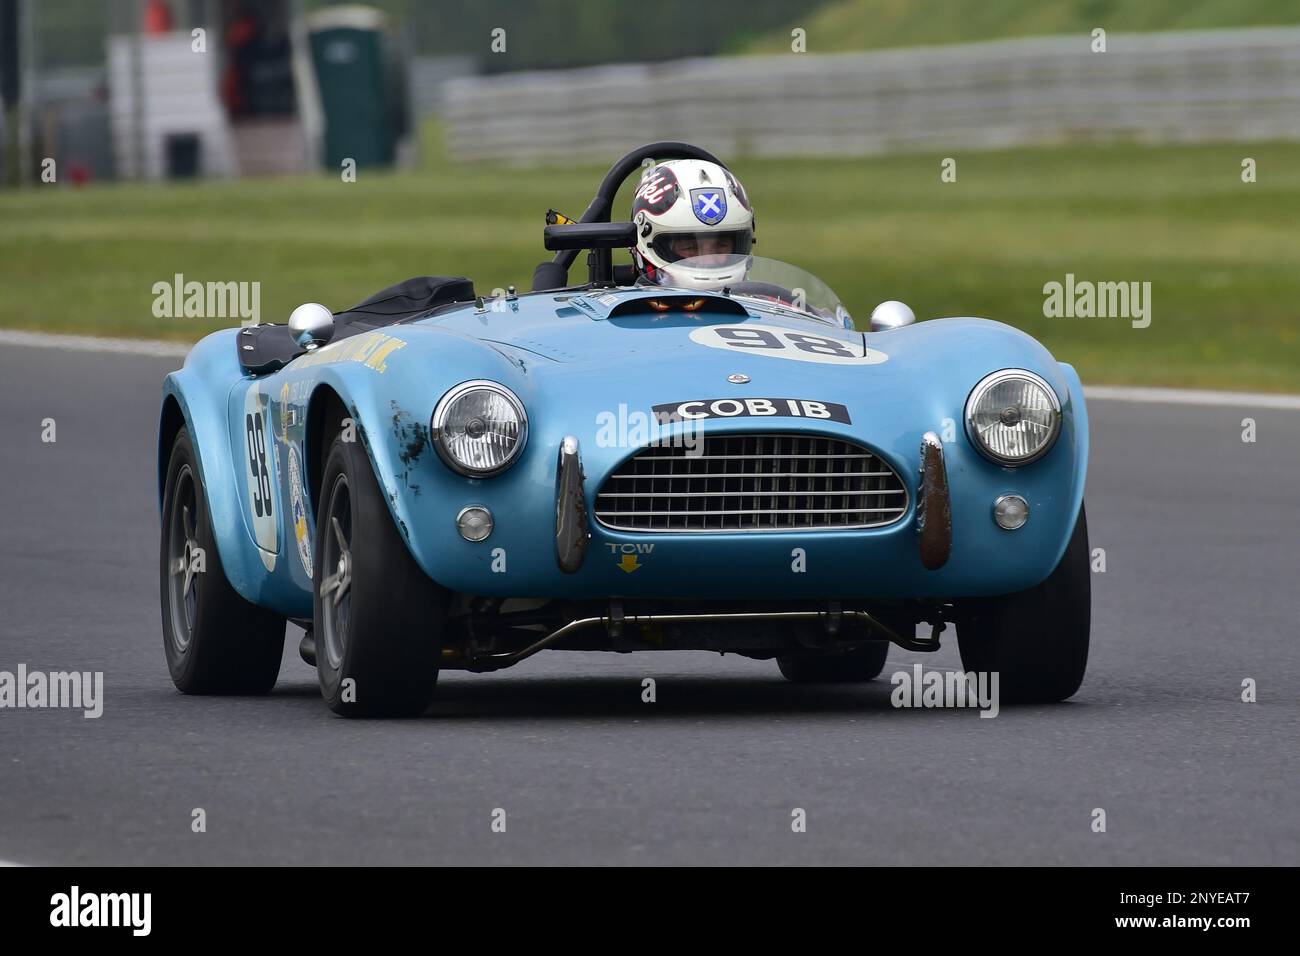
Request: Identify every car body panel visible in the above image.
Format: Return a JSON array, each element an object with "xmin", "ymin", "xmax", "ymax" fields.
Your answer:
[{"xmin": 160, "ymin": 289, "xmax": 1089, "ymax": 619}]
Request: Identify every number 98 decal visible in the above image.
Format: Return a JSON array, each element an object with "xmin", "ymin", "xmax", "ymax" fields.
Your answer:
[
  {"xmin": 242, "ymin": 385, "xmax": 280, "ymax": 562},
  {"xmin": 688, "ymin": 324, "xmax": 888, "ymax": 365}
]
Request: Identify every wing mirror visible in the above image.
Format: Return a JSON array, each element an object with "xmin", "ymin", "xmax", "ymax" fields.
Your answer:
[
  {"xmin": 544, "ymin": 221, "xmax": 638, "ymax": 251},
  {"xmin": 869, "ymin": 300, "xmax": 916, "ymax": 332},
  {"xmin": 288, "ymin": 302, "xmax": 335, "ymax": 350}
]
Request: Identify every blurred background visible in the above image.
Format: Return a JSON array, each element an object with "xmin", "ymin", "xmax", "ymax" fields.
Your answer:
[{"xmin": 1, "ymin": 0, "xmax": 1298, "ymax": 389}]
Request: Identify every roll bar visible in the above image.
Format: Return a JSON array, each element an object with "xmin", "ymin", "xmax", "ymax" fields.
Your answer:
[{"xmin": 531, "ymin": 142, "xmax": 728, "ymax": 291}]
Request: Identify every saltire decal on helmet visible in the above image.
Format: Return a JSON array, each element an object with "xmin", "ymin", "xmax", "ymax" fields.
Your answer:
[{"xmin": 690, "ymin": 187, "xmax": 727, "ymax": 225}]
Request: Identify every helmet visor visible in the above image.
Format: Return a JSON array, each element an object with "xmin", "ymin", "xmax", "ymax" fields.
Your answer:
[{"xmin": 651, "ymin": 230, "xmax": 753, "ymax": 265}]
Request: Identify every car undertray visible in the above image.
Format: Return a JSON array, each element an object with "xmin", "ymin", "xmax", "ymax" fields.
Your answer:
[{"xmin": 435, "ymin": 596, "xmax": 953, "ymax": 671}]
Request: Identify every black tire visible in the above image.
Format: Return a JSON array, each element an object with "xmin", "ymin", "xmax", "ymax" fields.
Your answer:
[
  {"xmin": 314, "ymin": 429, "xmax": 446, "ymax": 717},
  {"xmin": 956, "ymin": 504, "xmax": 1091, "ymax": 703},
  {"xmin": 160, "ymin": 427, "xmax": 285, "ymax": 694},
  {"xmin": 777, "ymin": 640, "xmax": 890, "ymax": 683}
]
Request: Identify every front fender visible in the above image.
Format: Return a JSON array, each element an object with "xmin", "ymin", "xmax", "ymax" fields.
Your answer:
[
  {"xmin": 1054, "ymin": 360, "xmax": 1089, "ymax": 568},
  {"xmin": 297, "ymin": 326, "xmax": 538, "ymax": 577},
  {"xmin": 159, "ymin": 329, "xmax": 276, "ymax": 604}
]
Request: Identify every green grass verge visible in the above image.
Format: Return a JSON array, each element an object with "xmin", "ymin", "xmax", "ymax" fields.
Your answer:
[{"xmin": 2, "ymin": 141, "xmax": 1297, "ymax": 391}]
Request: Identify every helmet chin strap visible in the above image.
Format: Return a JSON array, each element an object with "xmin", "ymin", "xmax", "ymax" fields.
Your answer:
[{"xmin": 632, "ymin": 248, "xmax": 660, "ymax": 284}]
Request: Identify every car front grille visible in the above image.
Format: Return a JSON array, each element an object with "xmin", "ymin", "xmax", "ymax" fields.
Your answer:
[{"xmin": 593, "ymin": 433, "xmax": 908, "ymax": 533}]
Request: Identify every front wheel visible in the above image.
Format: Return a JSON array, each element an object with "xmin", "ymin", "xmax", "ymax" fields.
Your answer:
[
  {"xmin": 314, "ymin": 430, "xmax": 446, "ymax": 717},
  {"xmin": 956, "ymin": 504, "xmax": 1091, "ymax": 703}
]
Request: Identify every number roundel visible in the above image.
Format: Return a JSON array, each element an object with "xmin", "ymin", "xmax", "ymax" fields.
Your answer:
[{"xmin": 688, "ymin": 324, "xmax": 888, "ymax": 365}]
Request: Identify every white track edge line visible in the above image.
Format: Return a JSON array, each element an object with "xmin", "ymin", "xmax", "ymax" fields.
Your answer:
[
  {"xmin": 1083, "ymin": 385, "xmax": 1300, "ymax": 410},
  {"xmin": 0, "ymin": 329, "xmax": 190, "ymax": 357}
]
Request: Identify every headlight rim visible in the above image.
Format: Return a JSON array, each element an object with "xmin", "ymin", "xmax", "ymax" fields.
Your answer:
[
  {"xmin": 964, "ymin": 368, "xmax": 1062, "ymax": 467},
  {"xmin": 431, "ymin": 379, "xmax": 528, "ymax": 478}
]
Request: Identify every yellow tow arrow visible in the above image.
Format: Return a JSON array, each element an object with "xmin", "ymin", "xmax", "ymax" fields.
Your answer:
[{"xmin": 618, "ymin": 554, "xmax": 642, "ymax": 573}]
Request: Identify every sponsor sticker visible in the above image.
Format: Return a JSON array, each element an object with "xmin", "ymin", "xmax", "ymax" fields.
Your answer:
[
  {"xmin": 652, "ymin": 398, "xmax": 851, "ymax": 424},
  {"xmin": 633, "ymin": 166, "xmax": 680, "ymax": 216},
  {"xmin": 724, "ymin": 169, "xmax": 750, "ymax": 210},
  {"xmin": 292, "ymin": 330, "xmax": 407, "ymax": 373},
  {"xmin": 287, "ymin": 446, "xmax": 312, "ymax": 579}
]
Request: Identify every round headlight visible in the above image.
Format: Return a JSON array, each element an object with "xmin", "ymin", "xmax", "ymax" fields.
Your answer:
[
  {"xmin": 431, "ymin": 381, "xmax": 527, "ymax": 477},
  {"xmin": 965, "ymin": 370, "xmax": 1061, "ymax": 466}
]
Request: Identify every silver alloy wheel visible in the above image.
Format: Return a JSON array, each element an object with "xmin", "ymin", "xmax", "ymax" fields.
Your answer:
[
  {"xmin": 319, "ymin": 474, "xmax": 353, "ymax": 670},
  {"xmin": 167, "ymin": 464, "xmax": 200, "ymax": 651}
]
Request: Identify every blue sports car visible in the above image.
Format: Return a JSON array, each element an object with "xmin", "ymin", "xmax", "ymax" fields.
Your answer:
[{"xmin": 158, "ymin": 143, "xmax": 1090, "ymax": 716}]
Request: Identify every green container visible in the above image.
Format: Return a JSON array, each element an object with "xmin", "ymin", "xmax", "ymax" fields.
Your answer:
[{"xmin": 307, "ymin": 8, "xmax": 397, "ymax": 170}]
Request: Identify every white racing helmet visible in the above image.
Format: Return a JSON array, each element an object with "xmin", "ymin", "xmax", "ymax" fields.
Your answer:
[{"xmin": 629, "ymin": 159, "xmax": 755, "ymax": 290}]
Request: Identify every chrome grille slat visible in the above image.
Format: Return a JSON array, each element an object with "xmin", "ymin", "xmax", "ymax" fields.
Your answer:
[
  {"xmin": 606, "ymin": 471, "xmax": 894, "ymax": 479},
  {"xmin": 601, "ymin": 508, "xmax": 906, "ymax": 516},
  {"xmin": 597, "ymin": 489, "xmax": 906, "ymax": 498},
  {"xmin": 630, "ymin": 453, "xmax": 883, "ymax": 460},
  {"xmin": 593, "ymin": 433, "xmax": 909, "ymax": 533}
]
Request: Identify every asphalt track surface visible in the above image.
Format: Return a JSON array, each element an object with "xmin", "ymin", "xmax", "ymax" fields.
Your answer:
[{"xmin": 0, "ymin": 344, "xmax": 1296, "ymax": 866}]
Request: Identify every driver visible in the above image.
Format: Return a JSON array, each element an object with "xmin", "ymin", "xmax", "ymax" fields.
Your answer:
[{"xmin": 629, "ymin": 159, "xmax": 755, "ymax": 290}]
